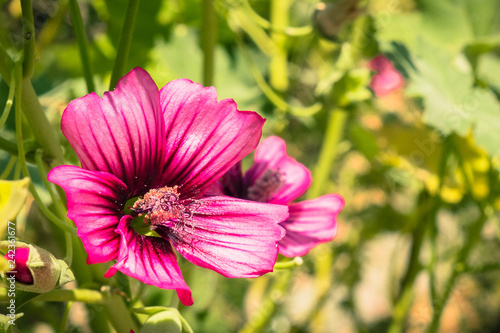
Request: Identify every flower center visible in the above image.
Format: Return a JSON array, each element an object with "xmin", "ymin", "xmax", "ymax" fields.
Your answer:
[
  {"xmin": 246, "ymin": 169, "xmax": 282, "ymax": 202},
  {"xmin": 131, "ymin": 185, "xmax": 184, "ymax": 227},
  {"xmin": 129, "ymin": 185, "xmax": 200, "ymax": 236}
]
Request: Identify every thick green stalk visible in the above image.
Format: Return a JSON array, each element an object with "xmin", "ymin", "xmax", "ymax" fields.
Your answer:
[
  {"xmin": 109, "ymin": 0, "xmax": 141, "ymax": 90},
  {"xmin": 21, "ymin": 79, "xmax": 64, "ymax": 165},
  {"xmin": 68, "ymin": 0, "xmax": 95, "ymax": 93},
  {"xmin": 14, "ymin": 58, "xmax": 28, "ymax": 180},
  {"xmin": 241, "ymin": 0, "xmax": 312, "ymax": 36},
  {"xmin": 269, "ymin": 0, "xmax": 290, "ymax": 92},
  {"xmin": 202, "ymin": 0, "xmax": 217, "ymax": 86},
  {"xmin": 20, "ymin": 0, "xmax": 36, "ymax": 79},
  {"xmin": 0, "ymin": 288, "xmax": 110, "ymax": 303},
  {"xmin": 307, "ymin": 109, "xmax": 348, "ymax": 199}
]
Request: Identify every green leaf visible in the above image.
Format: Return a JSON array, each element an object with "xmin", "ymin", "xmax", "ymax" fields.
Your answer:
[
  {"xmin": 0, "ymin": 178, "xmax": 30, "ymax": 238},
  {"xmin": 146, "ymin": 28, "xmax": 263, "ymax": 111},
  {"xmin": 477, "ymin": 53, "xmax": 500, "ymax": 94},
  {"xmin": 377, "ymin": 0, "xmax": 500, "ymax": 55},
  {"xmin": 400, "ymin": 41, "xmax": 500, "ymax": 157}
]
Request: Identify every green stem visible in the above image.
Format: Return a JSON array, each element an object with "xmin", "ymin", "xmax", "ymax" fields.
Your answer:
[
  {"xmin": 269, "ymin": 0, "xmax": 290, "ymax": 92},
  {"xmin": 68, "ymin": 0, "xmax": 95, "ymax": 93},
  {"xmin": 427, "ymin": 147, "xmax": 493, "ymax": 333},
  {"xmin": 14, "ymin": 58, "xmax": 28, "ymax": 180},
  {"xmin": 427, "ymin": 208, "xmax": 488, "ymax": 333},
  {"xmin": 105, "ymin": 294, "xmax": 139, "ymax": 333},
  {"xmin": 387, "ymin": 194, "xmax": 431, "ymax": 333},
  {"xmin": 0, "ymin": 68, "xmax": 16, "ymax": 130},
  {"xmin": 14, "ymin": 159, "xmax": 21, "ymax": 179},
  {"xmin": 13, "ymin": 64, "xmax": 73, "ymax": 233},
  {"xmin": 34, "ymin": 150, "xmax": 67, "ymax": 220},
  {"xmin": 60, "ymin": 301, "xmax": 73, "ymax": 332},
  {"xmin": 307, "ymin": 108, "xmax": 348, "ymax": 199},
  {"xmin": 239, "ymin": 271, "xmax": 292, "ymax": 333},
  {"xmin": 109, "ymin": 0, "xmax": 141, "ymax": 90},
  {"xmin": 236, "ymin": 37, "xmax": 322, "ymax": 116},
  {"xmin": 274, "ymin": 257, "xmax": 303, "ymax": 269},
  {"xmin": 31, "ymin": 183, "xmax": 75, "ymax": 232},
  {"xmin": 201, "ymin": 0, "xmax": 217, "ymax": 86},
  {"xmin": 20, "ymin": 0, "xmax": 36, "ymax": 79},
  {"xmin": 388, "ymin": 137, "xmax": 452, "ymax": 333},
  {"xmin": 0, "ymin": 136, "xmax": 20, "ymax": 156},
  {"xmin": 0, "ymin": 155, "xmax": 16, "ymax": 179},
  {"xmin": 35, "ymin": 150, "xmax": 74, "ymax": 264},
  {"xmin": 0, "ymin": 46, "xmax": 63, "ymax": 164}
]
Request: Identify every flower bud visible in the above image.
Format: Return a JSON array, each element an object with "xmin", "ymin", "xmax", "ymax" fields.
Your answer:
[
  {"xmin": 141, "ymin": 311, "xmax": 182, "ymax": 333},
  {"xmin": 133, "ymin": 307, "xmax": 189, "ymax": 333},
  {"xmin": 368, "ymin": 55, "xmax": 403, "ymax": 96},
  {"xmin": 0, "ymin": 241, "xmax": 74, "ymax": 293}
]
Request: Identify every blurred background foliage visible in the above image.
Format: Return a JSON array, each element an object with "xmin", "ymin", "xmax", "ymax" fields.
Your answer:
[{"xmin": 1, "ymin": 0, "xmax": 500, "ymax": 332}]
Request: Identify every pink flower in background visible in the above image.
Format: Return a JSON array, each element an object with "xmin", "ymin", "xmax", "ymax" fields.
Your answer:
[
  {"xmin": 48, "ymin": 68, "xmax": 288, "ymax": 306},
  {"xmin": 368, "ymin": 55, "xmax": 403, "ymax": 96},
  {"xmin": 212, "ymin": 136, "xmax": 344, "ymax": 257}
]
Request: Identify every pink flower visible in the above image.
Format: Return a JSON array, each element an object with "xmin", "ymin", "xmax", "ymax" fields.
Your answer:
[
  {"xmin": 211, "ymin": 136, "xmax": 344, "ymax": 257},
  {"xmin": 48, "ymin": 68, "xmax": 288, "ymax": 306},
  {"xmin": 5, "ymin": 247, "xmax": 33, "ymax": 284},
  {"xmin": 368, "ymin": 55, "xmax": 403, "ymax": 96}
]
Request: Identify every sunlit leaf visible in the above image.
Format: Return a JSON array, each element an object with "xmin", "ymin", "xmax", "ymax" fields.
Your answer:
[{"xmin": 0, "ymin": 178, "xmax": 30, "ymax": 238}]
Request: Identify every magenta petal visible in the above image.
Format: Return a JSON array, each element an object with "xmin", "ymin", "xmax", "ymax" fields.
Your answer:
[
  {"xmin": 278, "ymin": 194, "xmax": 344, "ymax": 257},
  {"xmin": 159, "ymin": 79, "xmax": 265, "ymax": 197},
  {"xmin": 105, "ymin": 216, "xmax": 193, "ymax": 306},
  {"xmin": 167, "ymin": 196, "xmax": 288, "ymax": 278},
  {"xmin": 61, "ymin": 67, "xmax": 165, "ymax": 196},
  {"xmin": 244, "ymin": 136, "xmax": 312, "ymax": 204},
  {"xmin": 48, "ymin": 166, "xmax": 127, "ymax": 264}
]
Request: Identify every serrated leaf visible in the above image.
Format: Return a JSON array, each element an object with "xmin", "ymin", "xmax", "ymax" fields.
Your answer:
[{"xmin": 401, "ymin": 41, "xmax": 500, "ymax": 158}]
